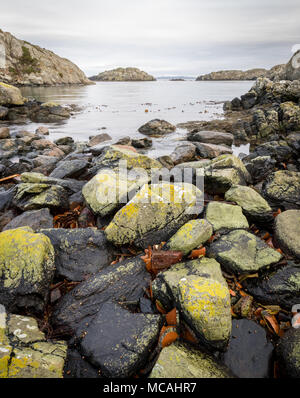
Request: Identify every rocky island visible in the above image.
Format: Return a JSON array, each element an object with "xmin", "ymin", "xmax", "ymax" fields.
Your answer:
[
  {"xmin": 0, "ymin": 29, "xmax": 92, "ymax": 86},
  {"xmin": 196, "ymin": 65, "xmax": 285, "ymax": 81},
  {"xmin": 89, "ymin": 67, "xmax": 156, "ymax": 81}
]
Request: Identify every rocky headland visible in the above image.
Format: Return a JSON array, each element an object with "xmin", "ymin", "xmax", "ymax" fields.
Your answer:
[
  {"xmin": 0, "ymin": 29, "xmax": 92, "ymax": 86},
  {"xmin": 89, "ymin": 67, "xmax": 156, "ymax": 81}
]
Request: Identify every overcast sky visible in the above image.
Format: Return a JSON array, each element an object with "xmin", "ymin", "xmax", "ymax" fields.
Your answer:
[{"xmin": 1, "ymin": 0, "xmax": 300, "ymax": 77}]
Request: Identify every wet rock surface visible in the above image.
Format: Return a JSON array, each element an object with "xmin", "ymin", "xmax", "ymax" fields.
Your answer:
[
  {"xmin": 276, "ymin": 327, "xmax": 300, "ymax": 378},
  {"xmin": 3, "ymin": 208, "xmax": 53, "ymax": 231}
]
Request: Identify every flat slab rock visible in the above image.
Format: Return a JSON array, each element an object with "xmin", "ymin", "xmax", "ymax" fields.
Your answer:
[
  {"xmin": 221, "ymin": 319, "xmax": 274, "ymax": 378},
  {"xmin": 3, "ymin": 208, "xmax": 53, "ymax": 231},
  {"xmin": 52, "ymin": 255, "xmax": 152, "ymax": 337},
  {"xmin": 80, "ymin": 301, "xmax": 162, "ymax": 377},
  {"xmin": 41, "ymin": 228, "xmax": 115, "ymax": 282}
]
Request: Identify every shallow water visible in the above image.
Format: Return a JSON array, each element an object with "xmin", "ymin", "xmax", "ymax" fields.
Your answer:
[{"xmin": 18, "ymin": 80, "xmax": 253, "ymax": 158}]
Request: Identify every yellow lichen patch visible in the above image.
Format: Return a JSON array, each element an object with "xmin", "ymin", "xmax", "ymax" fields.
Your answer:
[
  {"xmin": 0, "ymin": 346, "xmax": 12, "ymax": 378},
  {"xmin": 0, "ymin": 227, "xmax": 55, "ymax": 289}
]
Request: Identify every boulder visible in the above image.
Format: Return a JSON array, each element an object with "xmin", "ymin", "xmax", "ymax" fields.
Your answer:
[
  {"xmin": 88, "ymin": 133, "xmax": 112, "ymax": 147},
  {"xmin": 150, "ymin": 342, "xmax": 233, "ymax": 378},
  {"xmin": 80, "ymin": 301, "xmax": 162, "ymax": 377},
  {"xmin": 41, "ymin": 228, "xmax": 115, "ymax": 282},
  {"xmin": 131, "ymin": 137, "xmax": 152, "ymax": 149},
  {"xmin": 195, "ymin": 142, "xmax": 232, "ymax": 159},
  {"xmin": 279, "ymin": 102, "xmax": 300, "ymax": 133},
  {"xmin": 0, "ymin": 82, "xmax": 25, "ymax": 106},
  {"xmin": 49, "ymin": 159, "xmax": 89, "ymax": 179},
  {"xmin": 105, "ymin": 182, "xmax": 203, "ymax": 248},
  {"xmin": 276, "ymin": 328, "xmax": 300, "ymax": 378},
  {"xmin": 0, "ymin": 127, "xmax": 10, "ymax": 139},
  {"xmin": 0, "ymin": 107, "xmax": 8, "ymax": 119},
  {"xmin": 188, "ymin": 130, "xmax": 234, "ymax": 146},
  {"xmin": 274, "ymin": 210, "xmax": 300, "ymax": 259},
  {"xmin": 244, "ymin": 156, "xmax": 276, "ymax": 184},
  {"xmin": 284, "ymin": 50, "xmax": 300, "ymax": 81},
  {"xmin": 166, "ymin": 219, "xmax": 213, "ymax": 255},
  {"xmin": 170, "ymin": 143, "xmax": 197, "ymax": 165},
  {"xmin": 208, "ymin": 229, "xmax": 282, "ymax": 274},
  {"xmin": 138, "ymin": 119, "xmax": 176, "ymax": 137},
  {"xmin": 35, "ymin": 126, "xmax": 49, "ymax": 135},
  {"xmin": 3, "ymin": 208, "xmax": 53, "ymax": 231},
  {"xmin": 0, "ymin": 305, "xmax": 67, "ymax": 378},
  {"xmin": 225, "ymin": 185, "xmax": 273, "ymax": 224},
  {"xmin": 262, "ymin": 171, "xmax": 300, "ymax": 210},
  {"xmin": 205, "ymin": 201, "xmax": 249, "ymax": 232},
  {"xmin": 0, "ymin": 227, "xmax": 55, "ymax": 313}
]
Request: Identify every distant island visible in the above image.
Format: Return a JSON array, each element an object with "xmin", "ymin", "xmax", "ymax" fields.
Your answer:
[
  {"xmin": 196, "ymin": 65, "xmax": 285, "ymax": 81},
  {"xmin": 89, "ymin": 67, "xmax": 156, "ymax": 81}
]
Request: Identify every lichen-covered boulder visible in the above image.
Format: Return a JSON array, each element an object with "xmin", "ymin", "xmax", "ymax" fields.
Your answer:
[
  {"xmin": 262, "ymin": 171, "xmax": 300, "ymax": 210},
  {"xmin": 195, "ymin": 143, "xmax": 232, "ymax": 159},
  {"xmin": 138, "ymin": 119, "xmax": 176, "ymax": 137},
  {"xmin": 80, "ymin": 301, "xmax": 162, "ymax": 377},
  {"xmin": 225, "ymin": 185, "xmax": 273, "ymax": 224},
  {"xmin": 208, "ymin": 230, "xmax": 282, "ymax": 274},
  {"xmin": 149, "ymin": 342, "xmax": 233, "ymax": 378},
  {"xmin": 82, "ymin": 169, "xmax": 148, "ymax": 217},
  {"xmin": 0, "ymin": 82, "xmax": 25, "ymax": 106},
  {"xmin": 178, "ymin": 276, "xmax": 231, "ymax": 350},
  {"xmin": 274, "ymin": 210, "xmax": 300, "ymax": 259},
  {"xmin": 205, "ymin": 201, "xmax": 249, "ymax": 232},
  {"xmin": 166, "ymin": 219, "xmax": 213, "ymax": 255},
  {"xmin": 276, "ymin": 328, "xmax": 300, "ymax": 378},
  {"xmin": 105, "ymin": 182, "xmax": 203, "ymax": 248},
  {"xmin": 0, "ymin": 305, "xmax": 67, "ymax": 378},
  {"xmin": 279, "ymin": 102, "xmax": 300, "ymax": 133},
  {"xmin": 0, "ymin": 227, "xmax": 55, "ymax": 312}
]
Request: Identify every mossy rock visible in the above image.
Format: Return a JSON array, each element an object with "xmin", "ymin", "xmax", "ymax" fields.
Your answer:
[
  {"xmin": 0, "ymin": 227, "xmax": 55, "ymax": 313},
  {"xmin": 274, "ymin": 210, "xmax": 300, "ymax": 259},
  {"xmin": 0, "ymin": 82, "xmax": 25, "ymax": 106},
  {"xmin": 205, "ymin": 201, "xmax": 249, "ymax": 232}
]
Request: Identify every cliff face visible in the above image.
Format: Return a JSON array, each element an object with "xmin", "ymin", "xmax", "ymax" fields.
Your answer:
[
  {"xmin": 0, "ymin": 29, "xmax": 92, "ymax": 86},
  {"xmin": 196, "ymin": 68, "xmax": 267, "ymax": 81},
  {"xmin": 90, "ymin": 67, "xmax": 156, "ymax": 81}
]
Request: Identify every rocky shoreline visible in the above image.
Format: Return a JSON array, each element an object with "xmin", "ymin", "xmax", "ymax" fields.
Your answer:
[{"xmin": 0, "ymin": 54, "xmax": 300, "ymax": 379}]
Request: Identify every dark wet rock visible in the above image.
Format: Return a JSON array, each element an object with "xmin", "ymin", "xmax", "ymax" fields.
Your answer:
[
  {"xmin": 245, "ymin": 262, "xmax": 300, "ymax": 310},
  {"xmin": 80, "ymin": 301, "xmax": 162, "ymax": 377},
  {"xmin": 131, "ymin": 137, "xmax": 152, "ymax": 149},
  {"xmin": 54, "ymin": 137, "xmax": 74, "ymax": 146},
  {"xmin": 68, "ymin": 191, "xmax": 84, "ymax": 206},
  {"xmin": 221, "ymin": 319, "xmax": 274, "ymax": 378},
  {"xmin": 262, "ymin": 171, "xmax": 300, "ymax": 210},
  {"xmin": 88, "ymin": 133, "xmax": 112, "ymax": 147},
  {"xmin": 138, "ymin": 119, "xmax": 176, "ymax": 137},
  {"xmin": 188, "ymin": 130, "xmax": 234, "ymax": 146},
  {"xmin": 170, "ymin": 142, "xmax": 196, "ymax": 165},
  {"xmin": 244, "ymin": 156, "xmax": 276, "ymax": 184},
  {"xmin": 0, "ymin": 106, "xmax": 9, "ymax": 119},
  {"xmin": 52, "ymin": 256, "xmax": 152, "ymax": 337},
  {"xmin": 41, "ymin": 228, "xmax": 115, "ymax": 282},
  {"xmin": 208, "ymin": 229, "xmax": 282, "ymax": 274},
  {"xmin": 286, "ymin": 132, "xmax": 300, "ymax": 153},
  {"xmin": 251, "ymin": 108, "xmax": 279, "ymax": 139},
  {"xmin": 0, "ymin": 210, "xmax": 17, "ymax": 231},
  {"xmin": 276, "ymin": 328, "xmax": 300, "ymax": 378},
  {"xmin": 274, "ymin": 210, "xmax": 300, "ymax": 259},
  {"xmin": 32, "ymin": 155, "xmax": 59, "ymax": 173},
  {"xmin": 139, "ymin": 297, "xmax": 156, "ymax": 314},
  {"xmin": 150, "ymin": 342, "xmax": 234, "ymax": 378},
  {"xmin": 3, "ymin": 208, "xmax": 53, "ymax": 232},
  {"xmin": 279, "ymin": 102, "xmax": 300, "ymax": 133},
  {"xmin": 0, "ymin": 127, "xmax": 10, "ymax": 139},
  {"xmin": 115, "ymin": 136, "xmax": 131, "ymax": 146},
  {"xmin": 64, "ymin": 348, "xmax": 101, "ymax": 378},
  {"xmin": 30, "ymin": 104, "xmax": 71, "ymax": 123},
  {"xmin": 0, "ymin": 187, "xmax": 15, "ymax": 212},
  {"xmin": 0, "ymin": 227, "xmax": 55, "ymax": 313},
  {"xmin": 20, "ymin": 172, "xmax": 85, "ymax": 193},
  {"xmin": 246, "ymin": 141, "xmax": 293, "ymax": 164},
  {"xmin": 49, "ymin": 159, "xmax": 89, "ymax": 179},
  {"xmin": 195, "ymin": 142, "xmax": 232, "ymax": 159}
]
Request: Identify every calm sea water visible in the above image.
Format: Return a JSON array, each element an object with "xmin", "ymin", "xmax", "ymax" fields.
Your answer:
[{"xmin": 19, "ymin": 80, "xmax": 253, "ymax": 157}]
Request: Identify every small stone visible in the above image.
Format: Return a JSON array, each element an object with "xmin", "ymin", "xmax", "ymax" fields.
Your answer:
[
  {"xmin": 35, "ymin": 126, "xmax": 49, "ymax": 135},
  {"xmin": 0, "ymin": 127, "xmax": 10, "ymax": 139}
]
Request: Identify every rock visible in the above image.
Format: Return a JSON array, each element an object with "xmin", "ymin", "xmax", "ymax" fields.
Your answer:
[
  {"xmin": 222, "ymin": 319, "xmax": 274, "ymax": 378},
  {"xmin": 88, "ymin": 133, "xmax": 112, "ymax": 147},
  {"xmin": 196, "ymin": 68, "xmax": 267, "ymax": 81},
  {"xmin": 0, "ymin": 82, "xmax": 24, "ymax": 106},
  {"xmin": 31, "ymin": 138, "xmax": 56, "ymax": 150},
  {"xmin": 49, "ymin": 159, "xmax": 89, "ymax": 179},
  {"xmin": 276, "ymin": 328, "xmax": 300, "ymax": 378},
  {"xmin": 274, "ymin": 210, "xmax": 300, "ymax": 259},
  {"xmin": 41, "ymin": 228, "xmax": 115, "ymax": 282},
  {"xmin": 166, "ymin": 219, "xmax": 213, "ymax": 255},
  {"xmin": 105, "ymin": 182, "xmax": 203, "ymax": 248},
  {"xmin": 150, "ymin": 342, "xmax": 233, "ymax": 378},
  {"xmin": 64, "ymin": 349, "xmax": 101, "ymax": 378},
  {"xmin": 244, "ymin": 262, "xmax": 300, "ymax": 310},
  {"xmin": 0, "ymin": 210, "xmax": 16, "ymax": 231},
  {"xmin": 205, "ymin": 201, "xmax": 249, "ymax": 232},
  {"xmin": 80, "ymin": 301, "xmax": 162, "ymax": 377},
  {"xmin": 279, "ymin": 102, "xmax": 300, "ymax": 133},
  {"xmin": 0, "ymin": 227, "xmax": 55, "ymax": 313},
  {"xmin": 82, "ymin": 168, "xmax": 149, "ymax": 217},
  {"xmin": 0, "ymin": 106, "xmax": 8, "ymax": 119},
  {"xmin": 52, "ymin": 256, "xmax": 152, "ymax": 337},
  {"xmin": 30, "ymin": 104, "xmax": 71, "ymax": 123},
  {"xmin": 189, "ymin": 130, "xmax": 234, "ymax": 146},
  {"xmin": 170, "ymin": 143, "xmax": 197, "ymax": 165},
  {"xmin": 0, "ymin": 30, "xmax": 91, "ymax": 86},
  {"xmin": 0, "ymin": 127, "xmax": 10, "ymax": 139},
  {"xmin": 262, "ymin": 171, "xmax": 300, "ymax": 210},
  {"xmin": 244, "ymin": 156, "xmax": 276, "ymax": 184},
  {"xmin": 13, "ymin": 183, "xmax": 69, "ymax": 211},
  {"xmin": 283, "ymin": 50, "xmax": 300, "ymax": 81},
  {"xmin": 138, "ymin": 119, "xmax": 176, "ymax": 137},
  {"xmin": 90, "ymin": 67, "xmax": 155, "ymax": 81},
  {"xmin": 178, "ymin": 276, "xmax": 231, "ymax": 350},
  {"xmin": 252, "ymin": 108, "xmax": 279, "ymax": 139},
  {"xmin": 19, "ymin": 172, "xmax": 84, "ymax": 193},
  {"xmin": 54, "ymin": 136, "xmax": 73, "ymax": 146},
  {"xmin": 35, "ymin": 126, "xmax": 49, "ymax": 135},
  {"xmin": 0, "ymin": 305, "xmax": 67, "ymax": 378},
  {"xmin": 208, "ymin": 229, "xmax": 282, "ymax": 274},
  {"xmin": 156, "ymin": 155, "xmax": 175, "ymax": 170},
  {"xmin": 3, "ymin": 208, "xmax": 53, "ymax": 231},
  {"xmin": 0, "ymin": 187, "xmax": 14, "ymax": 212},
  {"xmin": 225, "ymin": 185, "xmax": 273, "ymax": 224},
  {"xmin": 131, "ymin": 137, "xmax": 152, "ymax": 149},
  {"xmin": 195, "ymin": 142, "xmax": 232, "ymax": 159}
]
